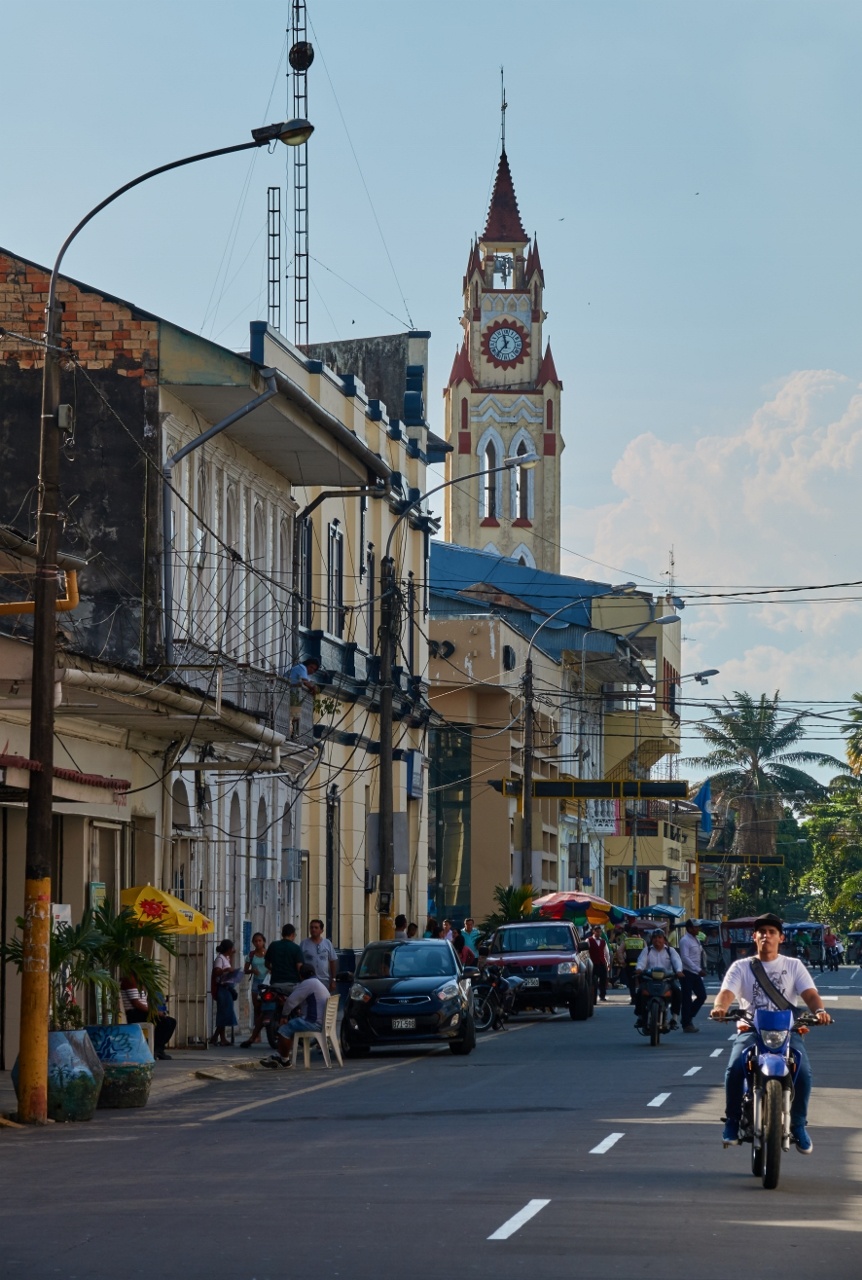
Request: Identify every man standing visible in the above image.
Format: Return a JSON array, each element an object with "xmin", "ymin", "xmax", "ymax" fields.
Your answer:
[
  {"xmin": 393, "ymin": 914, "xmax": 409, "ymax": 941},
  {"xmin": 262, "ymin": 963, "xmax": 332, "ymax": 1068},
  {"xmin": 711, "ymin": 912, "xmax": 831, "ymax": 1152},
  {"xmin": 301, "ymin": 918, "xmax": 338, "ymax": 992},
  {"xmin": 679, "ymin": 918, "xmax": 707, "ymax": 1033},
  {"xmin": 462, "ymin": 917, "xmax": 481, "ymax": 954},
  {"xmin": 587, "ymin": 925, "xmax": 610, "ymax": 1002},
  {"xmin": 241, "ymin": 924, "xmax": 305, "ymax": 1047}
]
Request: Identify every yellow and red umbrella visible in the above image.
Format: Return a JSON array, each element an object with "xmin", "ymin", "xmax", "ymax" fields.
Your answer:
[
  {"xmin": 120, "ymin": 885, "xmax": 214, "ymax": 936},
  {"xmin": 532, "ymin": 891, "xmax": 634, "ymax": 927}
]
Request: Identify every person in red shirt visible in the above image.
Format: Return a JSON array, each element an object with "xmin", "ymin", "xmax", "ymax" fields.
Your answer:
[{"xmin": 587, "ymin": 925, "xmax": 611, "ymax": 1002}]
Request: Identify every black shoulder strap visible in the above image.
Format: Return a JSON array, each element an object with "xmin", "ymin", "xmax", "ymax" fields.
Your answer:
[{"xmin": 749, "ymin": 957, "xmax": 793, "ymax": 1010}]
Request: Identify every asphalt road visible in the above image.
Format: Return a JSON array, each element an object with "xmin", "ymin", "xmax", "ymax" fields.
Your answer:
[{"xmin": 1, "ymin": 968, "xmax": 861, "ymax": 1279}]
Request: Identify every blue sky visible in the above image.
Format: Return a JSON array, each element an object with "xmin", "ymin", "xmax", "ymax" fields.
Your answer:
[{"xmin": 3, "ymin": 0, "xmax": 861, "ymax": 760}]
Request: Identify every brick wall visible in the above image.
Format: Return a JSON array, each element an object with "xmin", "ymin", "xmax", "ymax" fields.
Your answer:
[{"xmin": 0, "ymin": 249, "xmax": 163, "ymax": 666}]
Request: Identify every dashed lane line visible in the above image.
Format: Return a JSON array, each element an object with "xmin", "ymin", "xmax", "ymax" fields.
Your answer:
[
  {"xmin": 488, "ymin": 1199, "xmax": 551, "ymax": 1240},
  {"xmin": 647, "ymin": 1092, "xmax": 671, "ymax": 1107},
  {"xmin": 710, "ymin": 1049, "xmax": 723, "ymax": 1058},
  {"xmin": 683, "ymin": 1067, "xmax": 701, "ymax": 1077},
  {"xmin": 590, "ymin": 1133, "xmax": 625, "ymax": 1154}
]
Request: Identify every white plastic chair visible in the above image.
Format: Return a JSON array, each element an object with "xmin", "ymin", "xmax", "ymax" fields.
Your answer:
[{"xmin": 290, "ymin": 993, "xmax": 344, "ymax": 1069}]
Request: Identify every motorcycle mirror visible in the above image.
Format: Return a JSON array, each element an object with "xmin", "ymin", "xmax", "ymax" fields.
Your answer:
[{"xmin": 462, "ymin": 966, "xmax": 481, "ymax": 979}]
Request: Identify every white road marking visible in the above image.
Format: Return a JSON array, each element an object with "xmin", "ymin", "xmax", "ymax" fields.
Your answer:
[
  {"xmin": 648, "ymin": 1092, "xmax": 671, "ymax": 1107},
  {"xmin": 850, "ymin": 969, "xmax": 859, "ymax": 981},
  {"xmin": 590, "ymin": 1133, "xmax": 625, "ymax": 1154},
  {"xmin": 821, "ymin": 996, "xmax": 838, "ymax": 1001},
  {"xmin": 710, "ymin": 1049, "xmax": 723, "ymax": 1058},
  {"xmin": 488, "ymin": 1199, "xmax": 551, "ymax": 1240},
  {"xmin": 60, "ymin": 1136, "xmax": 137, "ymax": 1144},
  {"xmin": 684, "ymin": 1067, "xmax": 701, "ymax": 1076}
]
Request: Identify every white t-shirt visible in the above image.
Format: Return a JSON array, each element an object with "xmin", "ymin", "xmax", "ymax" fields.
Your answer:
[
  {"xmin": 636, "ymin": 945, "xmax": 682, "ymax": 975},
  {"xmin": 720, "ymin": 955, "xmax": 814, "ymax": 1015},
  {"xmin": 301, "ymin": 936, "xmax": 338, "ymax": 983}
]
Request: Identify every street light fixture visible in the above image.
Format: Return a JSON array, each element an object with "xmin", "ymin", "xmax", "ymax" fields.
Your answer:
[
  {"xmin": 376, "ymin": 452, "xmax": 540, "ymax": 935},
  {"xmin": 18, "ymin": 120, "xmax": 313, "ymax": 1124}
]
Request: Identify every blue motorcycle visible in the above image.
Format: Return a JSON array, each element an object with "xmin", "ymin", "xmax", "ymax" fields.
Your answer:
[{"xmin": 725, "ymin": 1006, "xmax": 826, "ymax": 1189}]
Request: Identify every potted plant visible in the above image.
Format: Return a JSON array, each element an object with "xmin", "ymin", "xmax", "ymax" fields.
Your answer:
[
  {"xmin": 2, "ymin": 913, "xmax": 111, "ymax": 1122},
  {"xmin": 85, "ymin": 900, "xmax": 176, "ymax": 1109}
]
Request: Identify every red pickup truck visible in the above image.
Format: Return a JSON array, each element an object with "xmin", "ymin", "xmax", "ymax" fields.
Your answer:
[{"xmin": 484, "ymin": 921, "xmax": 595, "ymax": 1020}]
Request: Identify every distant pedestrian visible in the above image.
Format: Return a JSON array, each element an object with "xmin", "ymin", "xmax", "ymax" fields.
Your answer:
[
  {"xmin": 452, "ymin": 928, "xmax": 477, "ymax": 966},
  {"xmin": 394, "ymin": 914, "xmax": 409, "ymax": 941},
  {"xmin": 262, "ymin": 964, "xmax": 331, "ymax": 1069},
  {"xmin": 440, "ymin": 918, "xmax": 454, "ymax": 942},
  {"xmin": 679, "ymin": 919, "xmax": 707, "ymax": 1033},
  {"xmin": 121, "ymin": 971, "xmax": 176, "ymax": 1060},
  {"xmin": 210, "ymin": 939, "xmax": 239, "ymax": 1046},
  {"xmin": 587, "ymin": 925, "xmax": 610, "ymax": 1001},
  {"xmin": 301, "ymin": 918, "xmax": 338, "ymax": 992},
  {"xmin": 244, "ymin": 932, "xmax": 268, "ymax": 1039},
  {"xmin": 406, "ymin": 922, "xmax": 419, "ymax": 939},
  {"xmin": 462, "ymin": 917, "xmax": 481, "ymax": 953},
  {"xmin": 423, "ymin": 917, "xmax": 438, "ymax": 939}
]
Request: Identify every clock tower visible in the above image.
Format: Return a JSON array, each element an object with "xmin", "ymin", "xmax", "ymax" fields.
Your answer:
[{"xmin": 443, "ymin": 148, "xmax": 563, "ymax": 572}]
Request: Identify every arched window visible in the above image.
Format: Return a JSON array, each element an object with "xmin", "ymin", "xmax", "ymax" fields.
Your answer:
[
  {"xmin": 511, "ymin": 542, "xmax": 536, "ymax": 569},
  {"xmin": 251, "ymin": 506, "xmax": 266, "ymax": 664},
  {"xmin": 256, "ymin": 797, "xmax": 269, "ymax": 880},
  {"xmin": 483, "ymin": 438, "xmax": 497, "ymax": 519},
  {"xmin": 546, "ymin": 400, "xmax": 554, "ymax": 432},
  {"xmin": 224, "ymin": 487, "xmax": 241, "ymax": 658},
  {"xmin": 509, "ymin": 430, "xmax": 535, "ymax": 522},
  {"xmin": 476, "ymin": 426, "xmax": 504, "ymax": 521}
]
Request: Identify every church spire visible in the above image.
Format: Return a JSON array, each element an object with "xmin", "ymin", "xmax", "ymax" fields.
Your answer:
[{"xmin": 482, "ymin": 150, "xmax": 528, "ymax": 243}]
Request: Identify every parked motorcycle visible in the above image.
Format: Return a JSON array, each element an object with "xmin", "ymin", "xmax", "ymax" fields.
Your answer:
[
  {"xmin": 472, "ymin": 966, "xmax": 523, "ymax": 1032},
  {"xmin": 258, "ymin": 986, "xmax": 288, "ymax": 1049},
  {"xmin": 635, "ymin": 967, "xmax": 676, "ymax": 1046},
  {"xmin": 721, "ymin": 1006, "xmax": 829, "ymax": 1189}
]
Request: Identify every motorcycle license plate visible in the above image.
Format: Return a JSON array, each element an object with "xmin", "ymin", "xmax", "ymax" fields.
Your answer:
[
  {"xmin": 521, "ymin": 977, "xmax": 539, "ymax": 988},
  {"xmin": 392, "ymin": 1017, "xmax": 416, "ymax": 1030}
]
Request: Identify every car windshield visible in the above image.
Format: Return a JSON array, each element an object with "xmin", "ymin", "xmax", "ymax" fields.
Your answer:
[
  {"xmin": 357, "ymin": 945, "xmax": 457, "ymax": 979},
  {"xmin": 496, "ymin": 927, "xmax": 574, "ymax": 953}
]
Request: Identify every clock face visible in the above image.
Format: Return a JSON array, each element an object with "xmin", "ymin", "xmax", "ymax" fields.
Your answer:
[{"xmin": 482, "ymin": 320, "xmax": 529, "ymax": 369}]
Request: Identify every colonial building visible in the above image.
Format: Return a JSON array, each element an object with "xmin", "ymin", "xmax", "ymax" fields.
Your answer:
[
  {"xmin": 442, "ymin": 150, "xmax": 563, "ymax": 572},
  {"xmin": 0, "ymin": 248, "xmax": 435, "ymax": 1063}
]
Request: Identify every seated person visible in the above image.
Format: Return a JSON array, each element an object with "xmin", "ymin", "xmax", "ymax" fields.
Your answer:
[
  {"xmin": 120, "ymin": 973, "xmax": 176, "ymax": 1061},
  {"xmin": 634, "ymin": 929, "xmax": 683, "ymax": 1029},
  {"xmin": 262, "ymin": 963, "xmax": 331, "ymax": 1068}
]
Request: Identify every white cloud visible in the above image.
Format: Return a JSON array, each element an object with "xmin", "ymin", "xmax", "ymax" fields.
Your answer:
[{"xmin": 560, "ymin": 369, "xmax": 862, "ymax": 732}]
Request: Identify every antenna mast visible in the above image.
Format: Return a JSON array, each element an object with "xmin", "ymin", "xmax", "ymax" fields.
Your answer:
[
  {"xmin": 267, "ymin": 185, "xmax": 281, "ymax": 332},
  {"xmin": 289, "ymin": 1, "xmax": 313, "ymax": 347},
  {"xmin": 500, "ymin": 65, "xmax": 507, "ymax": 151}
]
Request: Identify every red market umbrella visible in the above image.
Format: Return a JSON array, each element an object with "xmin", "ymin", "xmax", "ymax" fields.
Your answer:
[{"xmin": 533, "ymin": 891, "xmax": 634, "ymax": 927}]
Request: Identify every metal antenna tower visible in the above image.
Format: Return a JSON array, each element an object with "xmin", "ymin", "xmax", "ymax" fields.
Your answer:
[
  {"xmin": 289, "ymin": 2, "xmax": 313, "ymax": 347},
  {"xmin": 267, "ymin": 185, "xmax": 281, "ymax": 332},
  {"xmin": 500, "ymin": 65, "xmax": 507, "ymax": 150}
]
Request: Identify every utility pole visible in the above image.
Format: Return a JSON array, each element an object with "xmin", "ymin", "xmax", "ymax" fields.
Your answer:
[
  {"xmin": 630, "ymin": 698, "xmax": 640, "ymax": 910},
  {"xmin": 520, "ymin": 656, "xmax": 534, "ymax": 888},
  {"xmin": 377, "ymin": 554, "xmax": 396, "ymax": 937},
  {"xmin": 18, "ymin": 292, "xmax": 63, "ymax": 1124}
]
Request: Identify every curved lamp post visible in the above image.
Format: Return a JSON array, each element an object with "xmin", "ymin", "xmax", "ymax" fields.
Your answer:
[
  {"xmin": 377, "ymin": 452, "xmax": 540, "ymax": 935},
  {"xmin": 19, "ymin": 118, "xmax": 313, "ymax": 1124}
]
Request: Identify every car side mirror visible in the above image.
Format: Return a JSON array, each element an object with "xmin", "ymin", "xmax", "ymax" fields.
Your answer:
[
  {"xmin": 335, "ymin": 970, "xmax": 354, "ymax": 983},
  {"xmin": 578, "ymin": 940, "xmax": 590, "ymax": 952},
  {"xmin": 462, "ymin": 966, "xmax": 481, "ymax": 980}
]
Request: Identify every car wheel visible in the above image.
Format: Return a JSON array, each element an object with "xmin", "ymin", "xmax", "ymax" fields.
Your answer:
[
  {"xmin": 569, "ymin": 981, "xmax": 591, "ymax": 1021},
  {"xmin": 450, "ymin": 1015, "xmax": 476, "ymax": 1055}
]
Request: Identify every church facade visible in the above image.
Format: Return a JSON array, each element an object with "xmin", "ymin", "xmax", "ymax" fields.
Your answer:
[{"xmin": 442, "ymin": 149, "xmax": 563, "ymax": 572}]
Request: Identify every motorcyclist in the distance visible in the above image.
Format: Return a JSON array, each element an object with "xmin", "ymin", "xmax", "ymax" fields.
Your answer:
[
  {"xmin": 710, "ymin": 911, "xmax": 832, "ymax": 1154},
  {"xmin": 634, "ymin": 928, "xmax": 683, "ymax": 1029}
]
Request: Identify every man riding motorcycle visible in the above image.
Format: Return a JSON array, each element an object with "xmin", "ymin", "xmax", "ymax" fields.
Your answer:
[
  {"xmin": 711, "ymin": 911, "xmax": 832, "ymax": 1154},
  {"xmin": 634, "ymin": 929, "xmax": 683, "ymax": 1029}
]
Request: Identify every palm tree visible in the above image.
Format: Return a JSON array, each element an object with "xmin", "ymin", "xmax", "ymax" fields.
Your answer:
[
  {"xmin": 689, "ymin": 691, "xmax": 845, "ymax": 862},
  {"xmin": 843, "ymin": 691, "xmax": 862, "ymax": 776},
  {"xmin": 479, "ymin": 883, "xmax": 538, "ymax": 935}
]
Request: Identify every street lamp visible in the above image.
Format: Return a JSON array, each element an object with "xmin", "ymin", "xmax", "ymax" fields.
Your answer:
[
  {"xmin": 18, "ymin": 118, "xmax": 313, "ymax": 1125},
  {"xmin": 376, "ymin": 452, "xmax": 540, "ymax": 935}
]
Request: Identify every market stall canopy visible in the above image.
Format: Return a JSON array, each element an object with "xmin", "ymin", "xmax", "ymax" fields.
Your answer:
[
  {"xmin": 636, "ymin": 904, "xmax": 686, "ymax": 920},
  {"xmin": 120, "ymin": 886, "xmax": 213, "ymax": 935},
  {"xmin": 533, "ymin": 891, "xmax": 635, "ymax": 927}
]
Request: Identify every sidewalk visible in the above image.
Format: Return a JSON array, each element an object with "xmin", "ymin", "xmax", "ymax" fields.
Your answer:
[{"xmin": 0, "ymin": 1041, "xmax": 265, "ymax": 1124}]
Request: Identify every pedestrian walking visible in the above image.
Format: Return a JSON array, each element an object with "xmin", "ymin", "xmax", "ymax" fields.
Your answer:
[
  {"xmin": 587, "ymin": 924, "xmax": 610, "ymax": 1001},
  {"xmin": 679, "ymin": 918, "xmax": 707, "ymax": 1033}
]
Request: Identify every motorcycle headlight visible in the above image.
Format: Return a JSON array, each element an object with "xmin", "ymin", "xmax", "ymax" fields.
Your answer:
[
  {"xmin": 760, "ymin": 1029, "xmax": 789, "ymax": 1049},
  {"xmin": 436, "ymin": 981, "xmax": 460, "ymax": 1002},
  {"xmin": 349, "ymin": 983, "xmax": 372, "ymax": 1003},
  {"xmin": 556, "ymin": 961, "xmax": 579, "ymax": 974}
]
